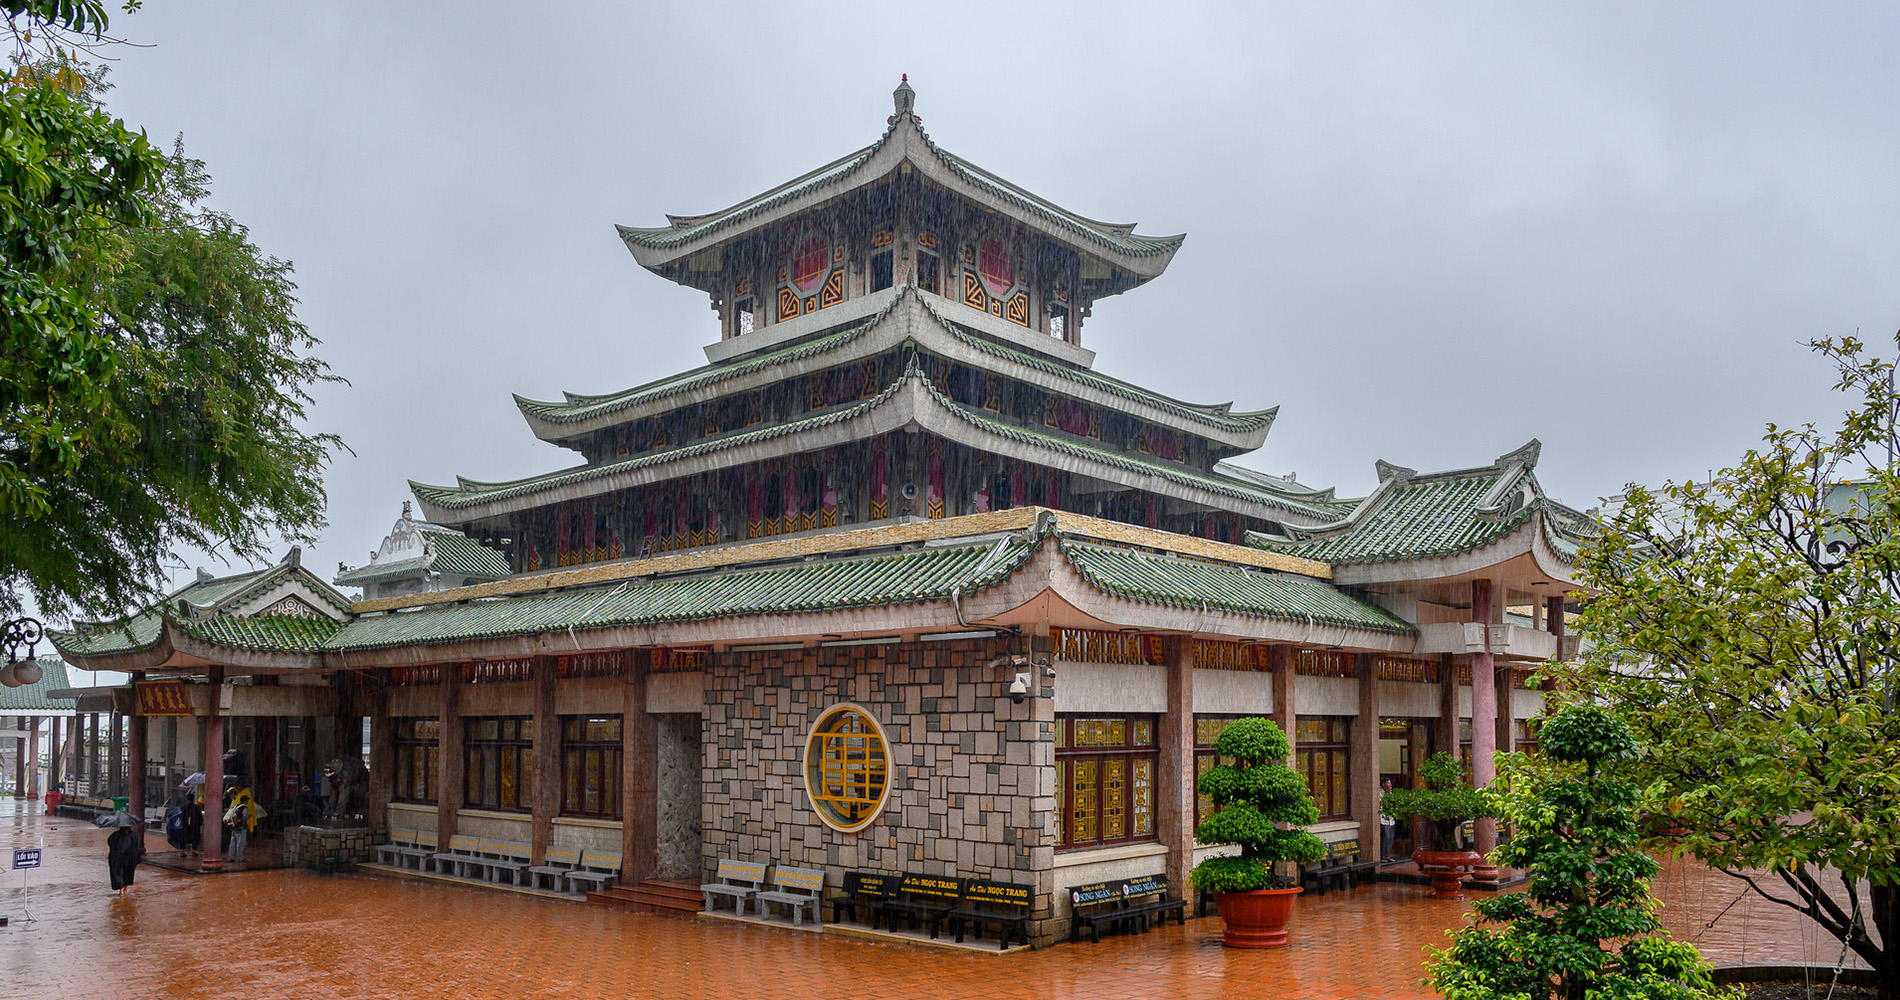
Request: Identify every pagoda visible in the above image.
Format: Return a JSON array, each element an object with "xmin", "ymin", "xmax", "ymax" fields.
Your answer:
[
  {"xmin": 52, "ymin": 79, "xmax": 1599, "ymax": 947},
  {"xmin": 417, "ymin": 76, "xmax": 1333, "ymax": 571}
]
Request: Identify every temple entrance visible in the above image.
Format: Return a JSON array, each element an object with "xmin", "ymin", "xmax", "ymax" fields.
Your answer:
[{"xmin": 1379, "ymin": 718, "xmax": 1437, "ymax": 857}]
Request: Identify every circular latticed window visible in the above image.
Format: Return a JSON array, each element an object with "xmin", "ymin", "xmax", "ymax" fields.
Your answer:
[{"xmin": 804, "ymin": 704, "xmax": 891, "ymax": 833}]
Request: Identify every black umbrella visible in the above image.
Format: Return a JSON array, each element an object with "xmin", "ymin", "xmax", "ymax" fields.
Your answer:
[{"xmin": 93, "ymin": 810, "xmax": 144, "ymax": 829}]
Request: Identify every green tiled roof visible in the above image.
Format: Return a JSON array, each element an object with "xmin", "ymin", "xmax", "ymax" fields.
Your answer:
[
  {"xmin": 1061, "ymin": 541, "xmax": 1414, "ymax": 634},
  {"xmin": 424, "ymin": 531, "xmax": 511, "ymax": 579},
  {"xmin": 1274, "ymin": 471, "xmax": 1527, "ymax": 564},
  {"xmin": 186, "ymin": 615, "xmax": 344, "ymax": 653},
  {"xmin": 57, "ymin": 609, "xmax": 166, "ymax": 657},
  {"xmin": 617, "ymin": 145, "xmax": 879, "ymax": 252},
  {"xmin": 930, "ymin": 144, "xmax": 1184, "ymax": 258},
  {"xmin": 0, "ymin": 659, "xmax": 73, "ymax": 710},
  {"xmin": 54, "ymin": 560, "xmax": 354, "ymax": 657},
  {"xmin": 323, "ymin": 536, "xmax": 1039, "ymax": 652}
]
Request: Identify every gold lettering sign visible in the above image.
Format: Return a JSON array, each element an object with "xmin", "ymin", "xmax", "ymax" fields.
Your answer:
[{"xmin": 136, "ymin": 680, "xmax": 194, "ymax": 716}]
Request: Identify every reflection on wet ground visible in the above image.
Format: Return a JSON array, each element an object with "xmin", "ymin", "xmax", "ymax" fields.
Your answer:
[{"xmin": 1, "ymin": 800, "xmax": 1867, "ymax": 1000}]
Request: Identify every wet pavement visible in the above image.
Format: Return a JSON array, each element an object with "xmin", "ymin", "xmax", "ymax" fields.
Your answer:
[{"xmin": 0, "ymin": 800, "xmax": 1868, "ymax": 999}]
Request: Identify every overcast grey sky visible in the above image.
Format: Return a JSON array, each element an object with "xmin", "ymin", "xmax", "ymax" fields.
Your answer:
[{"xmin": 76, "ymin": 1, "xmax": 1900, "ymax": 605}]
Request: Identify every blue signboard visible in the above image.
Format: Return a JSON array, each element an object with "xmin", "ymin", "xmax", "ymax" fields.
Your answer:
[{"xmin": 13, "ymin": 848, "xmax": 40, "ymax": 869}]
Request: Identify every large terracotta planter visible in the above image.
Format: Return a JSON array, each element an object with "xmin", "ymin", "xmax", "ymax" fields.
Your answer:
[
  {"xmin": 1413, "ymin": 849, "xmax": 1483, "ymax": 900},
  {"xmin": 1212, "ymin": 886, "xmax": 1303, "ymax": 948}
]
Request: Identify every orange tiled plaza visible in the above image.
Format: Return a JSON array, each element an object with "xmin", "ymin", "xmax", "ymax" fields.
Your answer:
[{"xmin": 3, "ymin": 801, "xmax": 1853, "ymax": 1000}]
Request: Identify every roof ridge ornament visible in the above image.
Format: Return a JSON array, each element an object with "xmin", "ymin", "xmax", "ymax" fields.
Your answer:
[
  {"xmin": 1373, "ymin": 459, "xmax": 1416, "ymax": 485},
  {"xmin": 889, "ymin": 74, "xmax": 919, "ymax": 126}
]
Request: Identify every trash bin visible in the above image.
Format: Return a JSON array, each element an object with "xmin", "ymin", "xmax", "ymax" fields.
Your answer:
[
  {"xmin": 112, "ymin": 795, "xmax": 129, "ymax": 812},
  {"xmin": 44, "ymin": 789, "xmax": 62, "ymax": 815}
]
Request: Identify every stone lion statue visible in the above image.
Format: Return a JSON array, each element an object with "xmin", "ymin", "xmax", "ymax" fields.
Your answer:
[{"xmin": 321, "ymin": 755, "xmax": 370, "ymax": 821}]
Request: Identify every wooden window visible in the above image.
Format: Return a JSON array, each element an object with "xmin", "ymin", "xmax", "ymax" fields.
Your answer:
[
  {"xmin": 804, "ymin": 705, "xmax": 890, "ymax": 832},
  {"xmin": 870, "ymin": 251, "xmax": 894, "ymax": 293},
  {"xmin": 1193, "ymin": 715, "xmax": 1245, "ymax": 827},
  {"xmin": 1296, "ymin": 715, "xmax": 1352, "ymax": 820},
  {"xmin": 561, "ymin": 715, "xmax": 622, "ymax": 820},
  {"xmin": 1057, "ymin": 714, "xmax": 1159, "ymax": 851},
  {"xmin": 916, "ymin": 250, "xmax": 940, "ymax": 295},
  {"xmin": 464, "ymin": 716, "xmax": 533, "ymax": 813},
  {"xmin": 393, "ymin": 717, "xmax": 439, "ymax": 806}
]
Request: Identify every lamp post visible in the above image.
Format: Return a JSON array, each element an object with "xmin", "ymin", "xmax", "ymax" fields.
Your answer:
[{"xmin": 0, "ymin": 617, "xmax": 44, "ymax": 686}]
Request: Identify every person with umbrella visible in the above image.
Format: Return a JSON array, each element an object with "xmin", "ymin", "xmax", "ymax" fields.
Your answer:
[
  {"xmin": 179, "ymin": 773, "xmax": 206, "ymax": 853},
  {"xmin": 222, "ymin": 775, "xmax": 259, "ymax": 864},
  {"xmin": 94, "ymin": 810, "xmax": 145, "ymax": 893}
]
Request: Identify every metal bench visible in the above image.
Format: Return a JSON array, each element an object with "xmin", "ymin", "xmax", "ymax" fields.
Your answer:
[
  {"xmin": 755, "ymin": 865, "xmax": 826, "ymax": 926},
  {"xmin": 527, "ymin": 846, "xmax": 583, "ymax": 892},
  {"xmin": 882, "ymin": 873, "xmax": 962, "ymax": 939},
  {"xmin": 1069, "ymin": 878, "xmax": 1135, "ymax": 943},
  {"xmin": 564, "ymin": 850, "xmax": 622, "ymax": 894},
  {"xmin": 1117, "ymin": 873, "xmax": 1187, "ymax": 932},
  {"xmin": 701, "ymin": 858, "xmax": 767, "ymax": 915},
  {"xmin": 830, "ymin": 870, "xmax": 898, "ymax": 927},
  {"xmin": 947, "ymin": 879, "xmax": 1032, "ymax": 950}
]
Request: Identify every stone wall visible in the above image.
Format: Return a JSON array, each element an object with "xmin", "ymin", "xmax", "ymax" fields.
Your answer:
[
  {"xmin": 283, "ymin": 824, "xmax": 375, "ymax": 872},
  {"xmin": 701, "ymin": 636, "xmax": 1060, "ymax": 942},
  {"xmin": 657, "ymin": 713, "xmax": 701, "ymax": 879}
]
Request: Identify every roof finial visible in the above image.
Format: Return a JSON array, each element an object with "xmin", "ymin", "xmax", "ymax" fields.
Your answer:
[{"xmin": 890, "ymin": 74, "xmax": 917, "ymax": 125}]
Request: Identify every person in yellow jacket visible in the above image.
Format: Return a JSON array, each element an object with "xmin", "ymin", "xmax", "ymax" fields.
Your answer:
[{"xmin": 223, "ymin": 783, "xmax": 261, "ymax": 863}]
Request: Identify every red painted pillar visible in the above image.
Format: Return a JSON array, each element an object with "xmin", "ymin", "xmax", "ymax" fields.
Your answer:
[
  {"xmin": 128, "ymin": 671, "xmax": 147, "ymax": 821},
  {"xmin": 1158, "ymin": 637, "xmax": 1196, "ymax": 897},
  {"xmin": 202, "ymin": 665, "xmax": 226, "ymax": 870},
  {"xmin": 27, "ymin": 716, "xmax": 41, "ymax": 798},
  {"xmin": 1268, "ymin": 645, "xmax": 1297, "ymax": 768},
  {"xmin": 1469, "ymin": 580, "xmax": 1499, "ymax": 868}
]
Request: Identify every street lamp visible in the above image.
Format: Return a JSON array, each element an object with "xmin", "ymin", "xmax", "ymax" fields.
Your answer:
[{"xmin": 0, "ymin": 616, "xmax": 44, "ymax": 686}]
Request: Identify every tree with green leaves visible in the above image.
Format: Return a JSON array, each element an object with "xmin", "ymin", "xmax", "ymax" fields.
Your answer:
[
  {"xmin": 1382, "ymin": 752, "xmax": 1497, "ymax": 852},
  {"xmin": 1572, "ymin": 335, "xmax": 1900, "ymax": 1000},
  {"xmin": 1189, "ymin": 717, "xmax": 1326, "ymax": 893},
  {"xmin": 1430, "ymin": 703, "xmax": 1734, "ymax": 1000},
  {"xmin": 0, "ymin": 4, "xmax": 340, "ymax": 620}
]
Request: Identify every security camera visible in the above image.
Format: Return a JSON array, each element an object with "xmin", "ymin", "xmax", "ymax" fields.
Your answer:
[{"xmin": 1009, "ymin": 672, "xmax": 1031, "ymax": 704}]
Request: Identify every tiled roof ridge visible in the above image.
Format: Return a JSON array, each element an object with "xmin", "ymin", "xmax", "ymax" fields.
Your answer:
[
  {"xmin": 911, "ymin": 293, "xmax": 1278, "ymax": 433},
  {"xmin": 1058, "ymin": 538, "xmax": 1413, "ymax": 635},
  {"xmin": 906, "ymin": 366, "xmax": 1341, "ymax": 520},
  {"xmin": 414, "ymin": 373, "xmax": 910, "ymax": 509},
  {"xmin": 617, "ymin": 114, "xmax": 1182, "ymax": 262},
  {"xmin": 513, "ymin": 289, "xmax": 908, "ymax": 423}
]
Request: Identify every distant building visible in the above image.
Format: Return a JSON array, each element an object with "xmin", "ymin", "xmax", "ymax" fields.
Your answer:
[
  {"xmin": 333, "ymin": 502, "xmax": 512, "ymax": 601},
  {"xmin": 54, "ymin": 79, "xmax": 1594, "ymax": 944}
]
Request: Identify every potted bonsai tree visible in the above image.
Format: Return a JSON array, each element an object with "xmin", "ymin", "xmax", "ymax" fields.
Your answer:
[
  {"xmin": 1380, "ymin": 752, "xmax": 1498, "ymax": 900},
  {"xmin": 1189, "ymin": 717, "xmax": 1326, "ymax": 948}
]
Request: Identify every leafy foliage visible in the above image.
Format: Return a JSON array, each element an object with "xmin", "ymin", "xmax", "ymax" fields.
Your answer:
[
  {"xmin": 0, "ymin": 65, "xmax": 339, "ymax": 618},
  {"xmin": 1189, "ymin": 717, "xmax": 1325, "ymax": 892},
  {"xmin": 1568, "ymin": 335, "xmax": 1900, "ymax": 994},
  {"xmin": 1381, "ymin": 752, "xmax": 1498, "ymax": 850},
  {"xmin": 1429, "ymin": 704, "xmax": 1734, "ymax": 1000}
]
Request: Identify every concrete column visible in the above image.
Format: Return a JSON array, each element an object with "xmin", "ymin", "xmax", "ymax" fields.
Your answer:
[
  {"xmin": 1158, "ymin": 637, "xmax": 1196, "ymax": 896},
  {"xmin": 202, "ymin": 665, "xmax": 226, "ymax": 871},
  {"xmin": 107, "ymin": 711, "xmax": 124, "ymax": 798},
  {"xmin": 1547, "ymin": 596, "xmax": 1565, "ymax": 650},
  {"xmin": 1469, "ymin": 579, "xmax": 1499, "ymax": 861},
  {"xmin": 437, "ymin": 664, "xmax": 465, "ymax": 846},
  {"xmin": 367, "ymin": 685, "xmax": 394, "ymax": 833},
  {"xmin": 128, "ymin": 670, "xmax": 147, "ymax": 819},
  {"xmin": 530, "ymin": 655, "xmax": 560, "ymax": 866},
  {"xmin": 1268, "ymin": 645, "xmax": 1296, "ymax": 767},
  {"xmin": 27, "ymin": 716, "xmax": 40, "ymax": 797},
  {"xmin": 621, "ymin": 654, "xmax": 657, "ymax": 885},
  {"xmin": 11, "ymin": 731, "xmax": 22, "ymax": 797},
  {"xmin": 48, "ymin": 716, "xmax": 61, "ymax": 794},
  {"xmin": 1352, "ymin": 653, "xmax": 1380, "ymax": 852}
]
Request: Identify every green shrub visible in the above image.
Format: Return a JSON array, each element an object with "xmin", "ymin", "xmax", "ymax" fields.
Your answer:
[
  {"xmin": 1188, "ymin": 717, "xmax": 1325, "ymax": 893},
  {"xmin": 1380, "ymin": 752, "xmax": 1498, "ymax": 851}
]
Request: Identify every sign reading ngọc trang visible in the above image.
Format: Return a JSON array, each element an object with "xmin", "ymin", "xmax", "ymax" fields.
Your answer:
[
  {"xmin": 899, "ymin": 873, "xmax": 961, "ymax": 899},
  {"xmin": 963, "ymin": 880, "xmax": 1030, "ymax": 905},
  {"xmin": 1070, "ymin": 881, "xmax": 1117, "ymax": 905},
  {"xmin": 135, "ymin": 680, "xmax": 194, "ymax": 716}
]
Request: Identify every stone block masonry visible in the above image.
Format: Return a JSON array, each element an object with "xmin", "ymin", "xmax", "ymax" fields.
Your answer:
[
  {"xmin": 702, "ymin": 636, "xmax": 1062, "ymax": 943},
  {"xmin": 283, "ymin": 824, "xmax": 376, "ymax": 873}
]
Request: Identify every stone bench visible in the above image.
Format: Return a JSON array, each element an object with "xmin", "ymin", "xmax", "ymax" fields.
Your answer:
[
  {"xmin": 701, "ymin": 858, "xmax": 766, "ymax": 915},
  {"xmin": 754, "ymin": 865, "xmax": 825, "ymax": 927},
  {"xmin": 564, "ymin": 850, "xmax": 622, "ymax": 894}
]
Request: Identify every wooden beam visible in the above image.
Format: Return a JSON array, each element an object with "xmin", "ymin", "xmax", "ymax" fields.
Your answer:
[
  {"xmin": 367, "ymin": 682, "xmax": 393, "ymax": 833},
  {"xmin": 437, "ymin": 664, "xmax": 464, "ymax": 846},
  {"xmin": 621, "ymin": 656, "xmax": 658, "ymax": 884},
  {"xmin": 530, "ymin": 655, "xmax": 559, "ymax": 866},
  {"xmin": 1353, "ymin": 654, "xmax": 1380, "ymax": 852},
  {"xmin": 1159, "ymin": 636, "xmax": 1196, "ymax": 896}
]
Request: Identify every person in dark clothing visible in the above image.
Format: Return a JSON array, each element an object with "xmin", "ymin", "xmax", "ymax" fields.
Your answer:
[
  {"xmin": 107, "ymin": 825, "xmax": 145, "ymax": 892},
  {"xmin": 182, "ymin": 797, "xmax": 203, "ymax": 853}
]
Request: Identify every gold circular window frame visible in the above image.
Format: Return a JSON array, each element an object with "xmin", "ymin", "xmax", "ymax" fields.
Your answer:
[{"xmin": 803, "ymin": 703, "xmax": 893, "ymax": 834}]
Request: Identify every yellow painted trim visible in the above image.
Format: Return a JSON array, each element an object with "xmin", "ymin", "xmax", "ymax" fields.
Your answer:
[
  {"xmin": 351, "ymin": 508, "xmax": 1332, "ymax": 614},
  {"xmin": 802, "ymin": 702, "xmax": 892, "ymax": 834}
]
